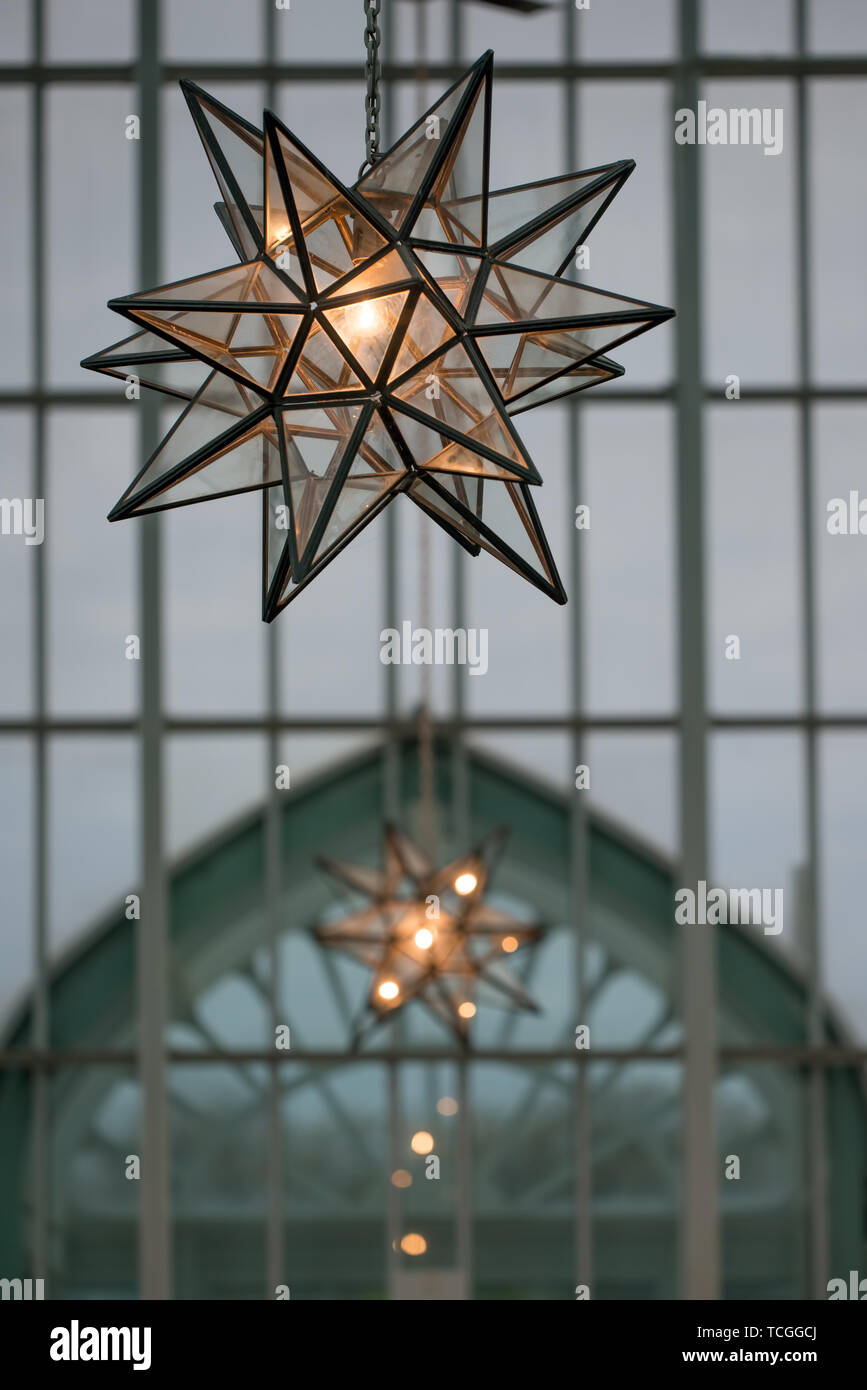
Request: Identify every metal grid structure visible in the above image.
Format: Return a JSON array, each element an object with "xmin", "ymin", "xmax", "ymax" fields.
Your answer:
[{"xmin": 1, "ymin": 0, "xmax": 866, "ymax": 1301}]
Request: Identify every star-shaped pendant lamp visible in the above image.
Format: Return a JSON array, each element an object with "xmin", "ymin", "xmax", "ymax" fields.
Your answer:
[
  {"xmin": 314, "ymin": 824, "xmax": 543, "ymax": 1046},
  {"xmin": 82, "ymin": 52, "xmax": 673, "ymax": 619}
]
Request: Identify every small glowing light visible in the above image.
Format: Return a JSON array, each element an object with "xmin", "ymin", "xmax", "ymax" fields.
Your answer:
[
  {"xmin": 271, "ymin": 225, "xmax": 292, "ymax": 250},
  {"xmin": 410, "ymin": 1130, "xmax": 434, "ymax": 1155},
  {"xmin": 400, "ymin": 1232, "xmax": 427, "ymax": 1257},
  {"xmin": 454, "ymin": 871, "xmax": 478, "ymax": 896},
  {"xmin": 346, "ymin": 298, "xmax": 380, "ymax": 343},
  {"xmin": 414, "ymin": 927, "xmax": 434, "ymax": 950},
  {"xmin": 458, "ymin": 1002, "xmax": 477, "ymax": 1020},
  {"xmin": 437, "ymin": 1096, "xmax": 458, "ymax": 1117},
  {"xmin": 378, "ymin": 980, "xmax": 399, "ymax": 1001},
  {"xmin": 391, "ymin": 1169, "xmax": 412, "ymax": 1189},
  {"xmin": 357, "ymin": 299, "xmax": 377, "ymax": 331},
  {"xmin": 501, "ymin": 935, "xmax": 519, "ymax": 953}
]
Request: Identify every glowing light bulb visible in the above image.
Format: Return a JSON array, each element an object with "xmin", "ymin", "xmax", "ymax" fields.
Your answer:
[
  {"xmin": 400, "ymin": 1232, "xmax": 427, "ymax": 1256},
  {"xmin": 458, "ymin": 1001, "xmax": 476, "ymax": 1020},
  {"xmin": 356, "ymin": 299, "xmax": 377, "ymax": 332},
  {"xmin": 410, "ymin": 1130, "xmax": 434, "ymax": 1155},
  {"xmin": 270, "ymin": 224, "xmax": 292, "ymax": 254},
  {"xmin": 501, "ymin": 935, "xmax": 518, "ymax": 953},
  {"xmin": 378, "ymin": 980, "xmax": 399, "ymax": 1001},
  {"xmin": 414, "ymin": 927, "xmax": 434, "ymax": 950},
  {"xmin": 454, "ymin": 871, "xmax": 477, "ymax": 896}
]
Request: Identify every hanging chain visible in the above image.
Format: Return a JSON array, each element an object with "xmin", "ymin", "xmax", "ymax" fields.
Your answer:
[{"xmin": 360, "ymin": 0, "xmax": 382, "ymax": 178}]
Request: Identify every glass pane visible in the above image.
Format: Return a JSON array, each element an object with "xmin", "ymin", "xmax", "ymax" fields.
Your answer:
[
  {"xmin": 166, "ymin": 737, "xmax": 268, "ymax": 1042},
  {"xmin": 467, "ymin": 731, "xmax": 572, "ymax": 799},
  {"xmin": 810, "ymin": 80, "xmax": 867, "ymax": 385},
  {"xmin": 583, "ymin": 405, "xmax": 675, "ymax": 713},
  {"xmin": 49, "ymin": 736, "xmax": 139, "ymax": 974},
  {"xmin": 809, "ymin": 0, "xmax": 867, "ymax": 52},
  {"xmin": 165, "ymin": 488, "xmax": 265, "ymax": 715},
  {"xmin": 585, "ymin": 732, "xmax": 679, "ymax": 860},
  {"xmin": 47, "ymin": 409, "xmax": 138, "ymax": 715},
  {"xmin": 465, "ymin": 407, "xmax": 571, "ymax": 715},
  {"xmin": 702, "ymin": 0, "xmax": 793, "ymax": 52},
  {"xmin": 591, "ymin": 1060, "xmax": 681, "ymax": 1298},
  {"xmin": 814, "ymin": 404, "xmax": 867, "ymax": 710},
  {"xmin": 0, "ymin": 412, "xmax": 34, "ymax": 713},
  {"xmin": 473, "ymin": 1062, "xmax": 574, "ymax": 1299},
  {"xmin": 0, "ymin": 737, "xmax": 34, "ymax": 1032},
  {"xmin": 820, "ymin": 734, "xmax": 867, "ymax": 1046},
  {"xmin": 706, "ymin": 404, "xmax": 803, "ymax": 714},
  {"xmin": 462, "ymin": 1, "xmax": 564, "ymax": 61},
  {"xmin": 702, "ymin": 80, "xmax": 796, "ymax": 386},
  {"xmin": 278, "ymin": 0, "xmax": 371, "ymax": 62},
  {"xmin": 0, "ymin": 3, "xmax": 29, "ymax": 60},
  {"xmin": 51, "ymin": 1065, "xmax": 140, "ymax": 1298},
  {"xmin": 278, "ymin": 510, "xmax": 386, "ymax": 713},
  {"xmin": 827, "ymin": 1066, "xmax": 867, "ymax": 1285},
  {"xmin": 0, "ymin": 88, "xmax": 31, "ymax": 387},
  {"xmin": 164, "ymin": 0, "xmax": 263, "ymax": 59},
  {"xmin": 47, "ymin": 0, "xmax": 134, "ymax": 61},
  {"xmin": 576, "ymin": 82, "xmax": 673, "ymax": 387},
  {"xmin": 282, "ymin": 1062, "xmax": 387, "ymax": 1299},
  {"xmin": 487, "ymin": 80, "xmax": 564, "ymax": 190},
  {"xmin": 170, "ymin": 1062, "xmax": 267, "ymax": 1298},
  {"xmin": 718, "ymin": 1063, "xmax": 809, "ymax": 1299},
  {"xmin": 581, "ymin": 0, "xmax": 675, "ymax": 59},
  {"xmin": 48, "ymin": 85, "xmax": 135, "ymax": 387},
  {"xmin": 167, "ymin": 735, "xmax": 264, "ymax": 859},
  {"xmin": 389, "ymin": 495, "xmax": 464, "ymax": 717},
  {"xmin": 0, "ymin": 1070, "xmax": 31, "ymax": 1278},
  {"xmin": 710, "ymin": 733, "xmax": 807, "ymax": 992}
]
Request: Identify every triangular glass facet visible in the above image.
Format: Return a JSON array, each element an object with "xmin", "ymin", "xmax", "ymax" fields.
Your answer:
[
  {"xmin": 310, "ymin": 411, "xmax": 406, "ymax": 565},
  {"xmin": 183, "ymin": 85, "xmax": 265, "ymax": 256},
  {"xmin": 284, "ymin": 321, "xmax": 364, "ymax": 395},
  {"xmin": 356, "ymin": 68, "xmax": 477, "ymax": 230},
  {"xmin": 278, "ymin": 403, "xmax": 364, "ymax": 560},
  {"xmin": 473, "ymin": 480, "xmax": 561, "ymax": 594},
  {"xmin": 392, "ymin": 409, "xmax": 526, "ymax": 482},
  {"xmin": 118, "ymin": 380, "xmax": 279, "ymax": 515},
  {"xmin": 323, "ymin": 290, "xmax": 410, "ymax": 382},
  {"xmin": 505, "ymin": 355, "xmax": 623, "ymax": 415},
  {"xmin": 476, "ymin": 331, "xmax": 589, "ymax": 401},
  {"xmin": 411, "ymin": 248, "xmax": 480, "ymax": 317},
  {"xmin": 387, "ymin": 294, "xmax": 456, "ymax": 381},
  {"xmin": 407, "ymin": 83, "xmax": 487, "ymax": 247},
  {"xmin": 498, "ymin": 183, "xmax": 622, "ymax": 277},
  {"xmin": 391, "ymin": 342, "xmax": 537, "ymax": 480}
]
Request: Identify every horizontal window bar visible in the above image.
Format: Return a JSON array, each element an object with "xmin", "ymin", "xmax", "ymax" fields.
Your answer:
[
  {"xmin": 2, "ymin": 715, "xmax": 867, "ymax": 734},
  {"xmin": 0, "ymin": 1045, "xmax": 865, "ymax": 1069},
  {"xmin": 2, "ymin": 58, "xmax": 867, "ymax": 84}
]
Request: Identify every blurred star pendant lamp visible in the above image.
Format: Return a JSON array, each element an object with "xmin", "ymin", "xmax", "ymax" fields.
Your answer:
[
  {"xmin": 81, "ymin": 3, "xmax": 673, "ymax": 621},
  {"xmin": 314, "ymin": 824, "xmax": 543, "ymax": 1047}
]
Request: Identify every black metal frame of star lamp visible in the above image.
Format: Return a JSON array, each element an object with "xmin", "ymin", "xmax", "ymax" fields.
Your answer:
[{"xmin": 81, "ymin": 52, "xmax": 673, "ymax": 620}]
